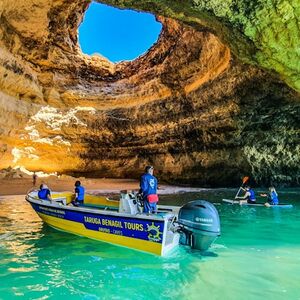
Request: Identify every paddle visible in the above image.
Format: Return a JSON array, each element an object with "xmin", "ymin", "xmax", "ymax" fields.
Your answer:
[{"xmin": 234, "ymin": 176, "xmax": 249, "ymax": 199}]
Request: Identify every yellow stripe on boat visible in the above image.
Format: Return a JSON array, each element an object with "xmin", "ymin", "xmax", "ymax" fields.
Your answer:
[{"xmin": 37, "ymin": 212, "xmax": 162, "ymax": 255}]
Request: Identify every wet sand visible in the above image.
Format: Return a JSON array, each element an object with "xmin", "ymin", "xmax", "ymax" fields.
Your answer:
[{"xmin": 0, "ymin": 177, "xmax": 208, "ymax": 196}]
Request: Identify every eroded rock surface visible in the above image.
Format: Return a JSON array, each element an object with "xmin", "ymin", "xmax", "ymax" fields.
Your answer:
[
  {"xmin": 0, "ymin": 0, "xmax": 299, "ymax": 186},
  {"xmin": 105, "ymin": 0, "xmax": 300, "ymax": 92}
]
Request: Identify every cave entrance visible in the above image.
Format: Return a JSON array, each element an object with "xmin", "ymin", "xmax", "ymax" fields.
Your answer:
[{"xmin": 78, "ymin": 1, "xmax": 162, "ymax": 63}]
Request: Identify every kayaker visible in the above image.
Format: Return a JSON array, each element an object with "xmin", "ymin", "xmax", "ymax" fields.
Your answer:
[
  {"xmin": 38, "ymin": 184, "xmax": 52, "ymax": 201},
  {"xmin": 140, "ymin": 165, "xmax": 159, "ymax": 214},
  {"xmin": 260, "ymin": 187, "xmax": 279, "ymax": 206},
  {"xmin": 236, "ymin": 185, "xmax": 256, "ymax": 204},
  {"xmin": 72, "ymin": 180, "xmax": 85, "ymax": 206}
]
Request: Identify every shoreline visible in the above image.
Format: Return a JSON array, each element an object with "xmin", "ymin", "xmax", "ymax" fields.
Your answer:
[{"xmin": 0, "ymin": 177, "xmax": 211, "ymax": 196}]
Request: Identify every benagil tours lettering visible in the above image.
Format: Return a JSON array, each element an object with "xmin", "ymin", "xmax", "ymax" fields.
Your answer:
[{"xmin": 84, "ymin": 216, "xmax": 144, "ymax": 231}]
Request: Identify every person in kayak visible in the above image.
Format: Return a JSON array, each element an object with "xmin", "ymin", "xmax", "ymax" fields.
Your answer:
[
  {"xmin": 235, "ymin": 185, "xmax": 256, "ymax": 204},
  {"xmin": 38, "ymin": 183, "xmax": 52, "ymax": 201},
  {"xmin": 139, "ymin": 165, "xmax": 159, "ymax": 214},
  {"xmin": 260, "ymin": 187, "xmax": 279, "ymax": 206}
]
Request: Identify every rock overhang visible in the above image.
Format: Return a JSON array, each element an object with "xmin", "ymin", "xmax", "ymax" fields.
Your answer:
[{"xmin": 0, "ymin": 0, "xmax": 299, "ymax": 186}]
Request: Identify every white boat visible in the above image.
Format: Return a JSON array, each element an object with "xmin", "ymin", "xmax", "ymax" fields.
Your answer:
[{"xmin": 26, "ymin": 190, "xmax": 221, "ymax": 256}]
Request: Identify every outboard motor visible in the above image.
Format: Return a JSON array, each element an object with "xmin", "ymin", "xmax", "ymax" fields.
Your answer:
[{"xmin": 178, "ymin": 200, "xmax": 220, "ymax": 251}]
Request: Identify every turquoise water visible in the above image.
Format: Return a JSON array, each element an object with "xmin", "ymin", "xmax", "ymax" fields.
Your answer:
[{"xmin": 0, "ymin": 189, "xmax": 300, "ymax": 300}]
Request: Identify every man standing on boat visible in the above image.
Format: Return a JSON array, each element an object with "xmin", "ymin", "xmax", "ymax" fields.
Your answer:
[{"xmin": 140, "ymin": 165, "xmax": 159, "ymax": 213}]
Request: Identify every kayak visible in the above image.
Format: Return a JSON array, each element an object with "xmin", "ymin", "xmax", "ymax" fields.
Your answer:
[{"xmin": 222, "ymin": 199, "xmax": 293, "ymax": 208}]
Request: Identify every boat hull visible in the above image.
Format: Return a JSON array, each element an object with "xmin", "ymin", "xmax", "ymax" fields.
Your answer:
[{"xmin": 28, "ymin": 199, "xmax": 170, "ymax": 256}]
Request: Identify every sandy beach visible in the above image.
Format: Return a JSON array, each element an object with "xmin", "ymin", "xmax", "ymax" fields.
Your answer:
[
  {"xmin": 0, "ymin": 177, "xmax": 139, "ymax": 196},
  {"xmin": 0, "ymin": 176, "xmax": 208, "ymax": 196}
]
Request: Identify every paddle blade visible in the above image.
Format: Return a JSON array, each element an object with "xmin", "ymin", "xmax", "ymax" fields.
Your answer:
[{"xmin": 242, "ymin": 176, "xmax": 249, "ymax": 184}]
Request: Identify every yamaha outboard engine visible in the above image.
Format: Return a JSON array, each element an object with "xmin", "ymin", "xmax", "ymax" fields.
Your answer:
[{"xmin": 178, "ymin": 200, "xmax": 220, "ymax": 251}]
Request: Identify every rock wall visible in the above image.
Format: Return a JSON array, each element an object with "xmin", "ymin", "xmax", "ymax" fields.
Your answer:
[
  {"xmin": 0, "ymin": 0, "xmax": 299, "ymax": 186},
  {"xmin": 104, "ymin": 0, "xmax": 300, "ymax": 92}
]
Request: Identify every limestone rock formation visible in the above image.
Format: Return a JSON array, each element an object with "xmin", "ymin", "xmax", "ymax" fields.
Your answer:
[
  {"xmin": 0, "ymin": 0, "xmax": 299, "ymax": 186},
  {"xmin": 105, "ymin": 0, "xmax": 300, "ymax": 92}
]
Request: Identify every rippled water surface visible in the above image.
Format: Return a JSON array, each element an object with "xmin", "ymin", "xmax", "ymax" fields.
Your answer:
[{"xmin": 0, "ymin": 189, "xmax": 300, "ymax": 299}]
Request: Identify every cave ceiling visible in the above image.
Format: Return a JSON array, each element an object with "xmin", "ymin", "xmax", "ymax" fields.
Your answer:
[{"xmin": 0, "ymin": 0, "xmax": 299, "ymax": 186}]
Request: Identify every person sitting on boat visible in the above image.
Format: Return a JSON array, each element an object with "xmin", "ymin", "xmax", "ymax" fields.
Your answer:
[
  {"xmin": 260, "ymin": 187, "xmax": 279, "ymax": 207},
  {"xmin": 38, "ymin": 184, "xmax": 52, "ymax": 201},
  {"xmin": 236, "ymin": 185, "xmax": 256, "ymax": 204},
  {"xmin": 140, "ymin": 165, "xmax": 159, "ymax": 214},
  {"xmin": 72, "ymin": 180, "xmax": 85, "ymax": 206}
]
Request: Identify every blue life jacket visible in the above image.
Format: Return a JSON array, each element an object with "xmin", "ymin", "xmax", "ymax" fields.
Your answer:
[
  {"xmin": 269, "ymin": 191, "xmax": 279, "ymax": 205},
  {"xmin": 38, "ymin": 188, "xmax": 50, "ymax": 200},
  {"xmin": 75, "ymin": 185, "xmax": 85, "ymax": 201},
  {"xmin": 248, "ymin": 189, "xmax": 256, "ymax": 201},
  {"xmin": 140, "ymin": 173, "xmax": 158, "ymax": 200}
]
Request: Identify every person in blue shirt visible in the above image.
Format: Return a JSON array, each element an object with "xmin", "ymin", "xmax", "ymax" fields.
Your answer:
[
  {"xmin": 72, "ymin": 180, "xmax": 85, "ymax": 206},
  {"xmin": 261, "ymin": 187, "xmax": 279, "ymax": 206},
  {"xmin": 140, "ymin": 165, "xmax": 159, "ymax": 214},
  {"xmin": 236, "ymin": 185, "xmax": 256, "ymax": 204},
  {"xmin": 38, "ymin": 184, "xmax": 52, "ymax": 201}
]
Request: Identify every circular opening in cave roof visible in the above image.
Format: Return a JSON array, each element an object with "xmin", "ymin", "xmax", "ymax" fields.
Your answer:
[{"xmin": 78, "ymin": 2, "xmax": 162, "ymax": 63}]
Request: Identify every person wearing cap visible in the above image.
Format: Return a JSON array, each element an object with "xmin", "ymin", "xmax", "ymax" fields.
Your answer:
[
  {"xmin": 72, "ymin": 180, "xmax": 85, "ymax": 206},
  {"xmin": 139, "ymin": 165, "xmax": 159, "ymax": 213},
  {"xmin": 38, "ymin": 183, "xmax": 52, "ymax": 201}
]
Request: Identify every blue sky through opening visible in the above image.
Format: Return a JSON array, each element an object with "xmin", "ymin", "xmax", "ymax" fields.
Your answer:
[{"xmin": 78, "ymin": 2, "xmax": 162, "ymax": 63}]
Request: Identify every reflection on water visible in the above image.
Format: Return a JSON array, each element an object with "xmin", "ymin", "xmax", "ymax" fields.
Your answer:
[{"xmin": 0, "ymin": 191, "xmax": 299, "ymax": 299}]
